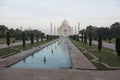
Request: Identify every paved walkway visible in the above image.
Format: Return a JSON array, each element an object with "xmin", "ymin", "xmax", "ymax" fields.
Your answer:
[
  {"xmin": 67, "ymin": 39, "xmax": 96, "ymax": 69},
  {"xmin": 92, "ymin": 41, "xmax": 115, "ymax": 50},
  {"xmin": 0, "ymin": 68, "xmax": 120, "ymax": 80}
]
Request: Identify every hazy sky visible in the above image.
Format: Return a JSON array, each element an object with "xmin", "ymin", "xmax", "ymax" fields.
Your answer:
[{"xmin": 0, "ymin": 0, "xmax": 120, "ymax": 34}]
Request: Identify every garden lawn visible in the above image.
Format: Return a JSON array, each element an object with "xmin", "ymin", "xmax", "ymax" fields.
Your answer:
[
  {"xmin": 70, "ymin": 39, "xmax": 120, "ymax": 69},
  {"xmin": 0, "ymin": 40, "xmax": 51, "ymax": 58}
]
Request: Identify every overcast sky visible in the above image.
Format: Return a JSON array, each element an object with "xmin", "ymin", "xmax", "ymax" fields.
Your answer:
[{"xmin": 0, "ymin": 0, "xmax": 120, "ymax": 34}]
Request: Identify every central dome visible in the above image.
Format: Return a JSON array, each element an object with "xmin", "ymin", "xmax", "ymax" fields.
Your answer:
[{"xmin": 62, "ymin": 20, "xmax": 69, "ymax": 26}]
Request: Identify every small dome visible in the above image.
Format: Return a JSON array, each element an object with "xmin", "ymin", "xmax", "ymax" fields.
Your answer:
[{"xmin": 62, "ymin": 20, "xmax": 69, "ymax": 26}]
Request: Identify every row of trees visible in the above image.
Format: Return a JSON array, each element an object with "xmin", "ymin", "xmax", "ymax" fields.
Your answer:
[
  {"xmin": 6, "ymin": 30, "xmax": 59, "ymax": 47},
  {"xmin": 79, "ymin": 22, "xmax": 120, "ymax": 41},
  {"xmin": 0, "ymin": 25, "xmax": 43, "ymax": 40},
  {"xmin": 70, "ymin": 22, "xmax": 120, "ymax": 61},
  {"xmin": 70, "ymin": 33, "xmax": 102, "ymax": 51}
]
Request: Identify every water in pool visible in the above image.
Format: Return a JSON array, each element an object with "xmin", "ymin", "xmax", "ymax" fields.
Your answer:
[{"xmin": 11, "ymin": 38, "xmax": 72, "ymax": 69}]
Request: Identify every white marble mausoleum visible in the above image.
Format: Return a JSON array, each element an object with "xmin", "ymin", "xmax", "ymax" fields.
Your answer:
[{"xmin": 57, "ymin": 20, "xmax": 73, "ymax": 36}]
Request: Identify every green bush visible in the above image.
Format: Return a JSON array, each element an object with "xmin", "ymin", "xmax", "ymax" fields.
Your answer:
[
  {"xmin": 30, "ymin": 33, "xmax": 34, "ymax": 45},
  {"xmin": 6, "ymin": 31, "xmax": 10, "ymax": 46},
  {"xmin": 115, "ymin": 35, "xmax": 120, "ymax": 60},
  {"xmin": 89, "ymin": 32, "xmax": 92, "ymax": 46},
  {"xmin": 84, "ymin": 33, "xmax": 87, "ymax": 45},
  {"xmin": 98, "ymin": 34, "xmax": 102, "ymax": 51},
  {"xmin": 22, "ymin": 31, "xmax": 26, "ymax": 47}
]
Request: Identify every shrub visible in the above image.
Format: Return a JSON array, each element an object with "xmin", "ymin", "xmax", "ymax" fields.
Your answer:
[
  {"xmin": 115, "ymin": 35, "xmax": 120, "ymax": 60},
  {"xmin": 89, "ymin": 32, "xmax": 92, "ymax": 46},
  {"xmin": 30, "ymin": 33, "xmax": 34, "ymax": 45},
  {"xmin": 84, "ymin": 33, "xmax": 87, "ymax": 45},
  {"xmin": 81, "ymin": 33, "xmax": 83, "ymax": 43},
  {"xmin": 22, "ymin": 31, "xmax": 26, "ymax": 47},
  {"xmin": 6, "ymin": 31, "xmax": 10, "ymax": 46},
  {"xmin": 98, "ymin": 34, "xmax": 102, "ymax": 51}
]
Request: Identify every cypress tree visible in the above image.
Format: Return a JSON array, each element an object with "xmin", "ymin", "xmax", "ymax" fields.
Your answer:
[
  {"xmin": 41, "ymin": 33, "xmax": 43, "ymax": 41},
  {"xmin": 77, "ymin": 35, "xmax": 79, "ymax": 41},
  {"xmin": 84, "ymin": 33, "xmax": 87, "ymax": 45},
  {"xmin": 22, "ymin": 31, "xmax": 26, "ymax": 47},
  {"xmin": 81, "ymin": 33, "xmax": 83, "ymax": 43},
  {"xmin": 37, "ymin": 34, "xmax": 39, "ymax": 44},
  {"xmin": 89, "ymin": 32, "xmax": 92, "ymax": 46},
  {"xmin": 98, "ymin": 34, "xmax": 102, "ymax": 51},
  {"xmin": 31, "ymin": 33, "xmax": 34, "ymax": 45},
  {"xmin": 115, "ymin": 36, "xmax": 120, "ymax": 60},
  {"xmin": 46, "ymin": 35, "xmax": 49, "ymax": 41},
  {"xmin": 6, "ymin": 31, "xmax": 10, "ymax": 47}
]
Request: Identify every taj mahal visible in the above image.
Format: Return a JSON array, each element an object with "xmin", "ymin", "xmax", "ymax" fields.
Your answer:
[{"xmin": 57, "ymin": 20, "xmax": 73, "ymax": 37}]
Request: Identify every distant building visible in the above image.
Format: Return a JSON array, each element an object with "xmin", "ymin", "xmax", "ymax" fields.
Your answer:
[{"xmin": 57, "ymin": 20, "xmax": 73, "ymax": 36}]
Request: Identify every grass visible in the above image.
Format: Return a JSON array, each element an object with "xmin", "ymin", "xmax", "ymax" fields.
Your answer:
[
  {"xmin": 0, "ymin": 38, "xmax": 22, "ymax": 44},
  {"xmin": 92, "ymin": 61, "xmax": 108, "ymax": 70},
  {"xmin": 0, "ymin": 40, "xmax": 52, "ymax": 58},
  {"xmin": 70, "ymin": 39, "xmax": 120, "ymax": 69}
]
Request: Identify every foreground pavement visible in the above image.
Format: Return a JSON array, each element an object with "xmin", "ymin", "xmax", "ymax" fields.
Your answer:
[{"xmin": 0, "ymin": 68, "xmax": 120, "ymax": 80}]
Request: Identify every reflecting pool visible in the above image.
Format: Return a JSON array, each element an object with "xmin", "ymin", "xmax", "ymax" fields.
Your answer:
[{"xmin": 11, "ymin": 38, "xmax": 72, "ymax": 69}]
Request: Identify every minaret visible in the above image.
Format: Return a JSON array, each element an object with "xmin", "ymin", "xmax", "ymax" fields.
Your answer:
[
  {"xmin": 57, "ymin": 27, "xmax": 59, "ymax": 36},
  {"xmin": 50, "ymin": 23, "xmax": 52, "ymax": 35},
  {"xmin": 72, "ymin": 27, "xmax": 73, "ymax": 35},
  {"xmin": 78, "ymin": 23, "xmax": 80, "ymax": 34},
  {"xmin": 75, "ymin": 26, "xmax": 76, "ymax": 35},
  {"xmin": 54, "ymin": 26, "xmax": 56, "ymax": 35}
]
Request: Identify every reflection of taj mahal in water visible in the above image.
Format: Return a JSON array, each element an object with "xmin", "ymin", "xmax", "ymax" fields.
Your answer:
[{"xmin": 57, "ymin": 20, "xmax": 73, "ymax": 37}]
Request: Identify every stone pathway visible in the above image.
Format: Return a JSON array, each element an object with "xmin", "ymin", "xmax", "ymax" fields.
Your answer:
[
  {"xmin": 0, "ymin": 68, "xmax": 120, "ymax": 80},
  {"xmin": 67, "ymin": 39, "xmax": 96, "ymax": 69}
]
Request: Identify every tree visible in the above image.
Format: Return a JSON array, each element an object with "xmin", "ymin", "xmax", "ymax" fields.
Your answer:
[
  {"xmin": 37, "ymin": 34, "xmax": 39, "ymax": 44},
  {"xmin": 79, "ymin": 29, "xmax": 85, "ymax": 43},
  {"xmin": 89, "ymin": 32, "xmax": 92, "ymax": 46},
  {"xmin": 6, "ymin": 31, "xmax": 10, "ymax": 47},
  {"xmin": 86, "ymin": 25, "xmax": 97, "ymax": 39},
  {"xmin": 110, "ymin": 22, "xmax": 120, "ymax": 38},
  {"xmin": 76, "ymin": 35, "xmax": 79, "ymax": 41},
  {"xmin": 98, "ymin": 34, "xmax": 102, "ymax": 51},
  {"xmin": 30, "ymin": 33, "xmax": 34, "ymax": 45},
  {"xmin": 115, "ymin": 36, "xmax": 120, "ymax": 60},
  {"xmin": 22, "ymin": 31, "xmax": 26, "ymax": 47},
  {"xmin": 14, "ymin": 28, "xmax": 22, "ymax": 40},
  {"xmin": 0, "ymin": 25, "xmax": 8, "ymax": 38},
  {"xmin": 9, "ymin": 28, "xmax": 15, "ymax": 37},
  {"xmin": 46, "ymin": 35, "xmax": 49, "ymax": 41},
  {"xmin": 81, "ymin": 33, "xmax": 84, "ymax": 43},
  {"xmin": 97, "ymin": 27, "xmax": 111, "ymax": 40},
  {"xmin": 84, "ymin": 33, "xmax": 87, "ymax": 45},
  {"xmin": 41, "ymin": 33, "xmax": 45, "ymax": 41}
]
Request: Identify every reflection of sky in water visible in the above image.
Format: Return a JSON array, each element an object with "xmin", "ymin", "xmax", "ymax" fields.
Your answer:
[{"xmin": 11, "ymin": 38, "xmax": 72, "ymax": 69}]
